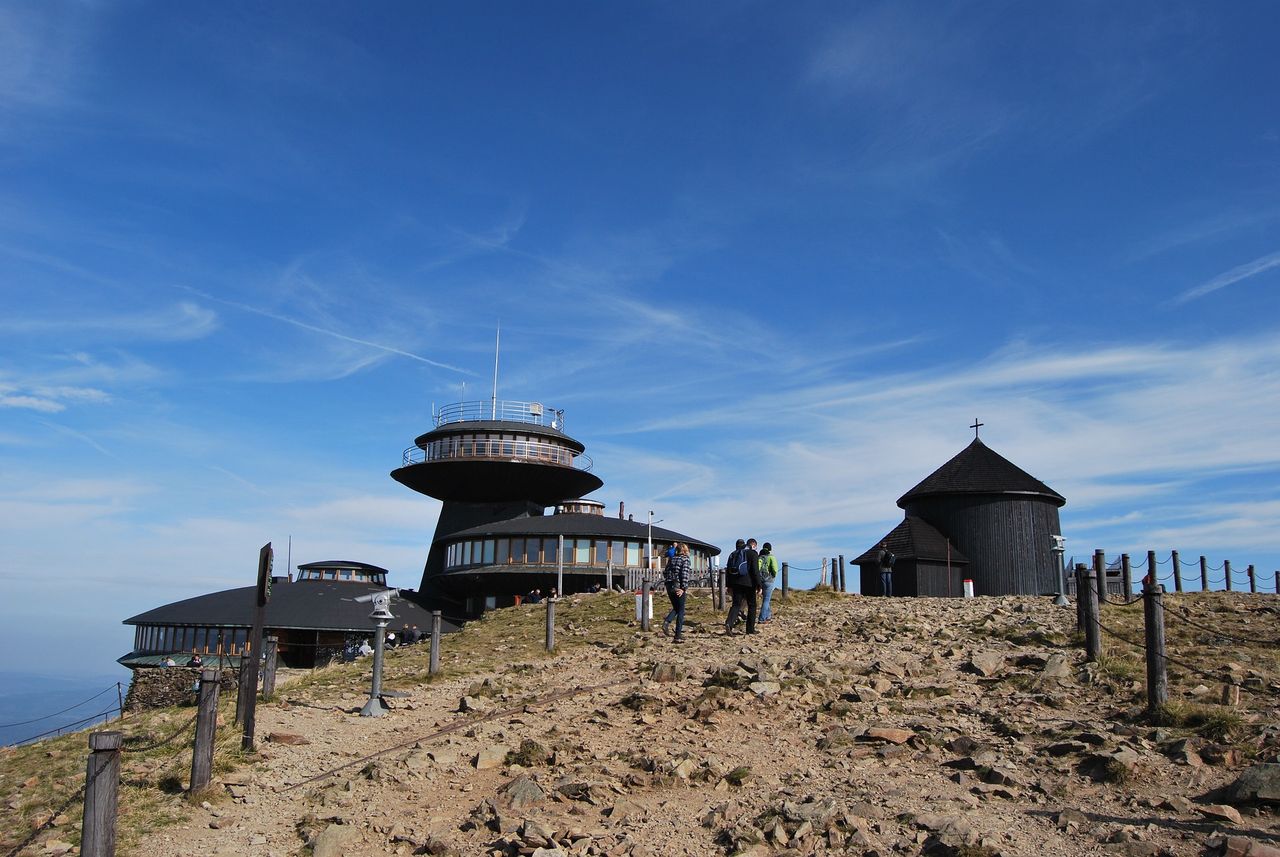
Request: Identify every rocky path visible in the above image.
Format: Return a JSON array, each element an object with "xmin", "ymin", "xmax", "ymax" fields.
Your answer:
[{"xmin": 132, "ymin": 591, "xmax": 1280, "ymax": 857}]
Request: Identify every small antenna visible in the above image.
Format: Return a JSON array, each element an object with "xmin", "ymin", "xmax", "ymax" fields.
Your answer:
[{"xmin": 491, "ymin": 324, "xmax": 500, "ymax": 419}]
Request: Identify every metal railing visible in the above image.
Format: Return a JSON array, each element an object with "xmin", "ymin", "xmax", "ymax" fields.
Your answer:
[
  {"xmin": 401, "ymin": 437, "xmax": 594, "ymax": 471},
  {"xmin": 435, "ymin": 400, "xmax": 566, "ymax": 429}
]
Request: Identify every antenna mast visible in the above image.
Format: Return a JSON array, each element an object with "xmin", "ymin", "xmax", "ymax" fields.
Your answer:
[{"xmin": 491, "ymin": 325, "xmax": 500, "ymax": 419}]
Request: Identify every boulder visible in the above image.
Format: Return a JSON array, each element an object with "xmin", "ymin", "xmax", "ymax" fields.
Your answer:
[{"xmin": 1225, "ymin": 765, "xmax": 1280, "ymax": 806}]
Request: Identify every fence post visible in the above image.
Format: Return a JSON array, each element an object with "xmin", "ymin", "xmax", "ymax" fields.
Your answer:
[
  {"xmin": 261, "ymin": 635, "xmax": 278, "ymax": 699},
  {"xmin": 606, "ymin": 562, "xmax": 613, "ymax": 592},
  {"xmin": 190, "ymin": 669, "xmax": 220, "ymax": 793},
  {"xmin": 1247, "ymin": 564, "xmax": 1256, "ymax": 593},
  {"xmin": 1200, "ymin": 556, "xmax": 1208, "ymax": 591},
  {"xmin": 545, "ymin": 597, "xmax": 555, "ymax": 653},
  {"xmin": 640, "ymin": 580, "xmax": 651, "ymax": 632},
  {"xmin": 1081, "ymin": 567, "xmax": 1102, "ymax": 662},
  {"xmin": 1171, "ymin": 550, "xmax": 1183, "ymax": 593},
  {"xmin": 1074, "ymin": 564, "xmax": 1085, "ymax": 633},
  {"xmin": 838, "ymin": 555, "xmax": 846, "ymax": 593},
  {"xmin": 1093, "ymin": 550, "xmax": 1107, "ymax": 605},
  {"xmin": 1275, "ymin": 570, "xmax": 1279, "ymax": 595},
  {"xmin": 1121, "ymin": 554, "xmax": 1132, "ymax": 600},
  {"xmin": 718, "ymin": 569, "xmax": 726, "ymax": 610},
  {"xmin": 1146, "ymin": 551, "xmax": 1157, "ymax": 592},
  {"xmin": 780, "ymin": 562, "xmax": 789, "ymax": 600},
  {"xmin": 429, "ymin": 611, "xmax": 441, "ymax": 675},
  {"xmin": 1143, "ymin": 583, "xmax": 1168, "ymax": 712},
  {"xmin": 1224, "ymin": 559, "xmax": 1232, "ymax": 592},
  {"xmin": 82, "ymin": 731, "xmax": 122, "ymax": 857}
]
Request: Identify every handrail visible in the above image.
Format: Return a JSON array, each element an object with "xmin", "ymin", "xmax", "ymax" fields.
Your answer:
[
  {"xmin": 435, "ymin": 400, "xmax": 566, "ymax": 429},
  {"xmin": 402, "ymin": 438, "xmax": 593, "ymax": 472}
]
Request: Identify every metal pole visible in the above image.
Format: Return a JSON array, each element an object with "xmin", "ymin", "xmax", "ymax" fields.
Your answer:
[
  {"xmin": 1052, "ymin": 546, "xmax": 1068, "ymax": 607},
  {"xmin": 1143, "ymin": 583, "xmax": 1168, "ymax": 711},
  {"xmin": 360, "ymin": 619, "xmax": 389, "ymax": 717},
  {"xmin": 429, "ymin": 611, "xmax": 441, "ymax": 675},
  {"xmin": 781, "ymin": 562, "xmax": 789, "ymax": 600},
  {"xmin": 606, "ymin": 561, "xmax": 613, "ymax": 592},
  {"xmin": 1172, "ymin": 550, "xmax": 1183, "ymax": 593},
  {"xmin": 190, "ymin": 669, "xmax": 220, "ymax": 793},
  {"xmin": 545, "ymin": 597, "xmax": 555, "ymax": 653},
  {"xmin": 82, "ymin": 731, "xmax": 122, "ymax": 857}
]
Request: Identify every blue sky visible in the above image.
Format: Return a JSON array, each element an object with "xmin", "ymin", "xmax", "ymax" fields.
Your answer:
[{"xmin": 1, "ymin": 1, "xmax": 1278, "ymax": 678}]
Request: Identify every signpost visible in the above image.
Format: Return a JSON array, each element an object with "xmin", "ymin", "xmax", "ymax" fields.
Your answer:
[{"xmin": 237, "ymin": 542, "xmax": 272, "ymax": 751}]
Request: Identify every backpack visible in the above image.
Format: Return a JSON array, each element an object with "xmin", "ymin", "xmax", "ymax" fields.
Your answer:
[
  {"xmin": 758, "ymin": 553, "xmax": 775, "ymax": 582},
  {"xmin": 882, "ymin": 550, "xmax": 896, "ymax": 569}
]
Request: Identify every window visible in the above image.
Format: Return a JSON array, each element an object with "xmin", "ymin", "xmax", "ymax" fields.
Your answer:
[
  {"xmin": 484, "ymin": 595, "xmax": 497, "ymax": 611},
  {"xmin": 511, "ymin": 538, "xmax": 524, "ymax": 564},
  {"xmin": 340, "ymin": 569, "xmax": 352, "ymax": 580},
  {"xmin": 544, "ymin": 538, "xmax": 557, "ymax": 564},
  {"xmin": 574, "ymin": 539, "xmax": 591, "ymax": 565},
  {"xmin": 497, "ymin": 539, "xmax": 510, "ymax": 564},
  {"xmin": 626, "ymin": 542, "xmax": 641, "ymax": 566},
  {"xmin": 325, "ymin": 569, "xmax": 337, "ymax": 579},
  {"xmin": 482, "ymin": 540, "xmax": 495, "ymax": 564},
  {"xmin": 611, "ymin": 541, "xmax": 625, "ymax": 567},
  {"xmin": 596, "ymin": 540, "xmax": 608, "ymax": 564}
]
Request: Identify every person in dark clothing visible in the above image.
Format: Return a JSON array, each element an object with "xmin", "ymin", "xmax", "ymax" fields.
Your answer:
[
  {"xmin": 724, "ymin": 538, "xmax": 762, "ymax": 635},
  {"xmin": 661, "ymin": 542, "xmax": 692, "ymax": 643},
  {"xmin": 876, "ymin": 541, "xmax": 896, "ymax": 596}
]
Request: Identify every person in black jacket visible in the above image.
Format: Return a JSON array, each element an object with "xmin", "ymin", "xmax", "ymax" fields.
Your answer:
[
  {"xmin": 877, "ymin": 541, "xmax": 896, "ymax": 597},
  {"xmin": 661, "ymin": 542, "xmax": 692, "ymax": 643},
  {"xmin": 724, "ymin": 538, "xmax": 762, "ymax": 635}
]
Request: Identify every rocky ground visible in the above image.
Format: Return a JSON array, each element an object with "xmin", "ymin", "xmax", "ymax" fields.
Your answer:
[{"xmin": 10, "ymin": 590, "xmax": 1280, "ymax": 856}]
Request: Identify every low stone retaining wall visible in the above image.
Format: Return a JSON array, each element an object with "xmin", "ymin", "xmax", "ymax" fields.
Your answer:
[{"xmin": 124, "ymin": 667, "xmax": 238, "ymax": 711}]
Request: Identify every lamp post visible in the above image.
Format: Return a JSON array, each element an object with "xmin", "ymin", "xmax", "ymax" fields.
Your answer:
[
  {"xmin": 646, "ymin": 511, "xmax": 664, "ymax": 572},
  {"xmin": 1051, "ymin": 535, "xmax": 1068, "ymax": 607}
]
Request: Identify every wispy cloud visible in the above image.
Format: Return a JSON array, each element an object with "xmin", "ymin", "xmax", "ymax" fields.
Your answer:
[
  {"xmin": 0, "ymin": 301, "xmax": 218, "ymax": 341},
  {"xmin": 176, "ymin": 286, "xmax": 475, "ymax": 376},
  {"xmin": 0, "ymin": 381, "xmax": 109, "ymax": 413},
  {"xmin": 1176, "ymin": 249, "xmax": 1280, "ymax": 303}
]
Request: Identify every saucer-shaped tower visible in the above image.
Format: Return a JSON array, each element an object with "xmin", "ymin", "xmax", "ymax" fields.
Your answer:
[{"xmin": 392, "ymin": 400, "xmax": 604, "ymax": 601}]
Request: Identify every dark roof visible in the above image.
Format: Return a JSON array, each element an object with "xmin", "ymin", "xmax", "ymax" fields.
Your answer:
[
  {"xmin": 296, "ymin": 560, "xmax": 389, "ymax": 573},
  {"xmin": 444, "ymin": 512, "xmax": 720, "ymax": 555},
  {"xmin": 897, "ymin": 438, "xmax": 1065, "ymax": 508},
  {"xmin": 853, "ymin": 516, "xmax": 971, "ymax": 565},
  {"xmin": 123, "ymin": 579, "xmax": 451, "ymax": 633}
]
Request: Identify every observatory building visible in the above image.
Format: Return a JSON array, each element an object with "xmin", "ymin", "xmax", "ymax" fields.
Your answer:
[
  {"xmin": 855, "ymin": 433, "xmax": 1066, "ymax": 597},
  {"xmin": 392, "ymin": 400, "xmax": 719, "ymax": 618}
]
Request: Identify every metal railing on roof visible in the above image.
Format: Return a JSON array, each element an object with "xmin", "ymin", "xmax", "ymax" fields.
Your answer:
[
  {"xmin": 435, "ymin": 400, "xmax": 565, "ymax": 429},
  {"xmin": 401, "ymin": 437, "xmax": 593, "ymax": 471}
]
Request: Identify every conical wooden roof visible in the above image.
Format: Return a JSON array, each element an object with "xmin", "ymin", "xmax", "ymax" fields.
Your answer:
[{"xmin": 896, "ymin": 438, "xmax": 1064, "ymax": 508}]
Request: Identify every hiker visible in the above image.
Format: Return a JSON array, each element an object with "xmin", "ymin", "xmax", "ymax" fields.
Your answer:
[
  {"xmin": 662, "ymin": 542, "xmax": 692, "ymax": 643},
  {"xmin": 527, "ymin": 588, "xmax": 542, "ymax": 604},
  {"xmin": 724, "ymin": 538, "xmax": 762, "ymax": 635},
  {"xmin": 757, "ymin": 541, "xmax": 780, "ymax": 622},
  {"xmin": 358, "ymin": 639, "xmax": 374, "ymax": 657},
  {"xmin": 877, "ymin": 541, "xmax": 896, "ymax": 597},
  {"xmin": 189, "ymin": 653, "xmax": 203, "ymax": 668}
]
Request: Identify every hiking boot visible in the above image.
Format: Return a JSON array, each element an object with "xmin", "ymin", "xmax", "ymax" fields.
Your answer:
[
  {"xmin": 673, "ymin": 634, "xmax": 685, "ymax": 643},
  {"xmin": 662, "ymin": 617, "xmax": 672, "ymax": 636}
]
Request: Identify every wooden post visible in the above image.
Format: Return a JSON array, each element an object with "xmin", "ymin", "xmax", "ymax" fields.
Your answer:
[
  {"xmin": 82, "ymin": 731, "xmax": 122, "ymax": 857},
  {"xmin": 429, "ymin": 611, "xmax": 441, "ymax": 675},
  {"xmin": 1121, "ymin": 554, "xmax": 1132, "ymax": 600},
  {"xmin": 239, "ymin": 542, "xmax": 272, "ymax": 751},
  {"xmin": 718, "ymin": 569, "xmax": 726, "ymax": 610},
  {"xmin": 1224, "ymin": 559, "xmax": 1232, "ymax": 592},
  {"xmin": 1075, "ymin": 564, "xmax": 1086, "ymax": 633},
  {"xmin": 1171, "ymin": 550, "xmax": 1183, "ymax": 593},
  {"xmin": 1146, "ymin": 551, "xmax": 1157, "ymax": 593},
  {"xmin": 1200, "ymin": 556, "xmax": 1208, "ymax": 591},
  {"xmin": 838, "ymin": 555, "xmax": 846, "ymax": 593},
  {"xmin": 261, "ymin": 636, "xmax": 278, "ymax": 699},
  {"xmin": 780, "ymin": 562, "xmax": 789, "ymax": 600},
  {"xmin": 1275, "ymin": 570, "xmax": 1279, "ymax": 595},
  {"xmin": 1081, "ymin": 567, "xmax": 1101, "ymax": 662},
  {"xmin": 819, "ymin": 557, "xmax": 827, "ymax": 588},
  {"xmin": 1143, "ymin": 583, "xmax": 1168, "ymax": 711},
  {"xmin": 545, "ymin": 597, "xmax": 555, "ymax": 653},
  {"xmin": 190, "ymin": 669, "xmax": 220, "ymax": 793},
  {"xmin": 1247, "ymin": 564, "xmax": 1256, "ymax": 593},
  {"xmin": 1093, "ymin": 549, "xmax": 1107, "ymax": 605},
  {"xmin": 640, "ymin": 580, "xmax": 651, "ymax": 632}
]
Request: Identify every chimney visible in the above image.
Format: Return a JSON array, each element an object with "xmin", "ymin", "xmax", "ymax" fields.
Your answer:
[{"xmin": 619, "ymin": 501, "xmax": 625, "ymax": 520}]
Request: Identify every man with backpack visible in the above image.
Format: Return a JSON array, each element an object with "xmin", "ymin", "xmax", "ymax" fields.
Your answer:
[
  {"xmin": 876, "ymin": 541, "xmax": 896, "ymax": 597},
  {"xmin": 724, "ymin": 538, "xmax": 762, "ymax": 635}
]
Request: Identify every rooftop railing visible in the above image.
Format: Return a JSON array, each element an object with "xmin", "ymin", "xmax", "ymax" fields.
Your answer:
[
  {"xmin": 402, "ymin": 437, "xmax": 594, "ymax": 471},
  {"xmin": 435, "ymin": 400, "xmax": 566, "ymax": 429}
]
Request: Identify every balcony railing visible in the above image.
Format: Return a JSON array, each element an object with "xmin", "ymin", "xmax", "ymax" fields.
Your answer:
[
  {"xmin": 435, "ymin": 400, "xmax": 566, "ymax": 429},
  {"xmin": 402, "ymin": 437, "xmax": 594, "ymax": 471}
]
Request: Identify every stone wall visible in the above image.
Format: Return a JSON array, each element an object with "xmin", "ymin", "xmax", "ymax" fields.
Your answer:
[{"xmin": 124, "ymin": 667, "xmax": 239, "ymax": 711}]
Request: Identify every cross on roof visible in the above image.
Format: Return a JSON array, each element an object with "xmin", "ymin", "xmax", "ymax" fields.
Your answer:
[{"xmin": 971, "ymin": 418, "xmax": 984, "ymax": 439}]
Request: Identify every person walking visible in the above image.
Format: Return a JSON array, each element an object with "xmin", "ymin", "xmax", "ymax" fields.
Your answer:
[
  {"xmin": 757, "ymin": 542, "xmax": 779, "ymax": 622},
  {"xmin": 876, "ymin": 541, "xmax": 896, "ymax": 597},
  {"xmin": 724, "ymin": 538, "xmax": 762, "ymax": 635},
  {"xmin": 661, "ymin": 542, "xmax": 692, "ymax": 643}
]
